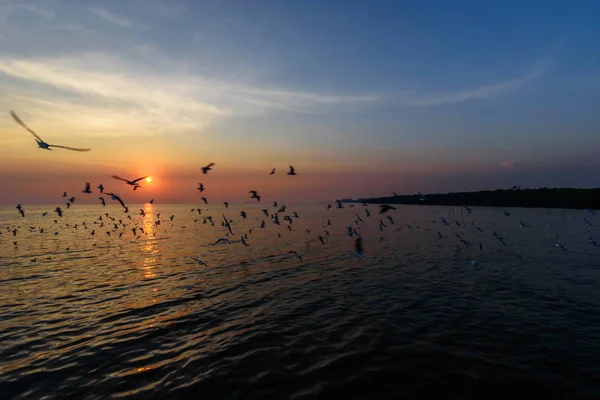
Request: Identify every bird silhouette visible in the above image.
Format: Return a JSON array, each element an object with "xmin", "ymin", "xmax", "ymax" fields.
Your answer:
[
  {"xmin": 197, "ymin": 183, "xmax": 205, "ymax": 192},
  {"xmin": 112, "ymin": 175, "xmax": 147, "ymax": 189},
  {"xmin": 270, "ymin": 168, "xmax": 276, "ymax": 175},
  {"xmin": 202, "ymin": 162, "xmax": 215, "ymax": 174},
  {"xmin": 379, "ymin": 204, "xmax": 396, "ymax": 214},
  {"xmin": 105, "ymin": 192, "xmax": 128, "ymax": 211},
  {"xmin": 97, "ymin": 184, "xmax": 104, "ymax": 193},
  {"xmin": 10, "ymin": 111, "xmax": 91, "ymax": 152},
  {"xmin": 201, "ymin": 197, "xmax": 208, "ymax": 204},
  {"xmin": 287, "ymin": 166, "xmax": 297, "ymax": 175},
  {"xmin": 82, "ymin": 182, "xmax": 92, "ymax": 194}
]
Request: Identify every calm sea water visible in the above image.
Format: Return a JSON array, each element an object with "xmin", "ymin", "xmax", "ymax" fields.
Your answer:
[{"xmin": 1, "ymin": 203, "xmax": 600, "ymax": 399}]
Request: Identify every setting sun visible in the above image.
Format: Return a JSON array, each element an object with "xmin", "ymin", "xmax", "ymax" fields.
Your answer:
[{"xmin": 146, "ymin": 177, "xmax": 152, "ymax": 183}]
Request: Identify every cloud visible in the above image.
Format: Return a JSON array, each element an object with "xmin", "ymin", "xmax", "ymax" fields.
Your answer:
[
  {"xmin": 402, "ymin": 57, "xmax": 555, "ymax": 107},
  {"xmin": 500, "ymin": 160, "xmax": 516, "ymax": 169},
  {"xmin": 0, "ymin": 50, "xmax": 381, "ymax": 136},
  {"xmin": 0, "ymin": 3, "xmax": 55, "ymax": 20},
  {"xmin": 89, "ymin": 7, "xmax": 134, "ymax": 28}
]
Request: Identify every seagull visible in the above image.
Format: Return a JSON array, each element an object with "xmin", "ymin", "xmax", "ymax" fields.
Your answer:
[
  {"xmin": 241, "ymin": 236, "xmax": 250, "ymax": 247},
  {"xmin": 55, "ymin": 207, "xmax": 63, "ymax": 217},
  {"xmin": 189, "ymin": 256, "xmax": 210, "ymax": 267},
  {"xmin": 112, "ymin": 175, "xmax": 147, "ymax": 189},
  {"xmin": 240, "ymin": 211, "xmax": 247, "ymax": 219},
  {"xmin": 82, "ymin": 182, "xmax": 92, "ymax": 194},
  {"xmin": 105, "ymin": 192, "xmax": 128, "ymax": 211},
  {"xmin": 213, "ymin": 238, "xmax": 231, "ymax": 245},
  {"xmin": 289, "ymin": 250, "xmax": 302, "ymax": 262},
  {"xmin": 354, "ymin": 236, "xmax": 364, "ymax": 256},
  {"xmin": 270, "ymin": 168, "xmax": 276, "ymax": 175},
  {"xmin": 149, "ymin": 199, "xmax": 154, "ymax": 205},
  {"xmin": 223, "ymin": 214, "xmax": 234, "ymax": 235},
  {"xmin": 287, "ymin": 166, "xmax": 297, "ymax": 175},
  {"xmin": 201, "ymin": 197, "xmax": 208, "ymax": 204},
  {"xmin": 62, "ymin": 192, "xmax": 67, "ymax": 197},
  {"xmin": 16, "ymin": 204, "xmax": 25, "ymax": 217},
  {"xmin": 197, "ymin": 183, "xmax": 205, "ymax": 192},
  {"xmin": 223, "ymin": 202, "xmax": 229, "ymax": 208},
  {"xmin": 10, "ymin": 111, "xmax": 91, "ymax": 152},
  {"xmin": 379, "ymin": 204, "xmax": 396, "ymax": 214},
  {"xmin": 249, "ymin": 191, "xmax": 261, "ymax": 203},
  {"xmin": 202, "ymin": 162, "xmax": 215, "ymax": 174},
  {"xmin": 97, "ymin": 184, "xmax": 104, "ymax": 193}
]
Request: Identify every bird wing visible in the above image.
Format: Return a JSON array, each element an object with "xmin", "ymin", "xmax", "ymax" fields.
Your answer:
[
  {"xmin": 85, "ymin": 182, "xmax": 90, "ymax": 191},
  {"xmin": 289, "ymin": 166, "xmax": 295, "ymax": 173},
  {"xmin": 48, "ymin": 144, "xmax": 91, "ymax": 152},
  {"xmin": 132, "ymin": 175, "xmax": 148, "ymax": 183},
  {"xmin": 206, "ymin": 162, "xmax": 215, "ymax": 168},
  {"xmin": 116, "ymin": 198, "xmax": 127, "ymax": 209},
  {"xmin": 9, "ymin": 111, "xmax": 44, "ymax": 142},
  {"xmin": 112, "ymin": 175, "xmax": 129, "ymax": 182}
]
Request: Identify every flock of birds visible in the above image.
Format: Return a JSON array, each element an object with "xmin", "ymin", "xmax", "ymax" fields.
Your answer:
[{"xmin": 4, "ymin": 110, "xmax": 600, "ymax": 269}]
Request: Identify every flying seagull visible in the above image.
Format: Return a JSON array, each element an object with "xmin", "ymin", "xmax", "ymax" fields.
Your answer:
[
  {"xmin": 287, "ymin": 166, "xmax": 297, "ymax": 175},
  {"xmin": 105, "ymin": 192, "xmax": 128, "ymax": 211},
  {"xmin": 112, "ymin": 175, "xmax": 147, "ymax": 189},
  {"xmin": 379, "ymin": 204, "xmax": 397, "ymax": 214},
  {"xmin": 270, "ymin": 168, "xmax": 276, "ymax": 175},
  {"xmin": 197, "ymin": 183, "xmax": 205, "ymax": 192},
  {"xmin": 82, "ymin": 182, "xmax": 92, "ymax": 194},
  {"xmin": 189, "ymin": 256, "xmax": 210, "ymax": 267},
  {"xmin": 10, "ymin": 111, "xmax": 91, "ymax": 152},
  {"xmin": 202, "ymin": 162, "xmax": 215, "ymax": 175}
]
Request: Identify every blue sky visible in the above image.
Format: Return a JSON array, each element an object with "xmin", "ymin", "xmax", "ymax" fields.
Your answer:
[{"xmin": 1, "ymin": 0, "xmax": 600, "ymax": 204}]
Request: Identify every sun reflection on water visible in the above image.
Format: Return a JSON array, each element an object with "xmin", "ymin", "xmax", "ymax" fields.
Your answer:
[{"xmin": 140, "ymin": 204, "xmax": 158, "ymax": 279}]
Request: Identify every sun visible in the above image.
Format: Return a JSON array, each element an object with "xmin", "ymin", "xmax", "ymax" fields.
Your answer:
[{"xmin": 146, "ymin": 177, "xmax": 152, "ymax": 183}]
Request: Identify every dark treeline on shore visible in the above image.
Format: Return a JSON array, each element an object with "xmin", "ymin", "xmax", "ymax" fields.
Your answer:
[{"xmin": 341, "ymin": 187, "xmax": 600, "ymax": 210}]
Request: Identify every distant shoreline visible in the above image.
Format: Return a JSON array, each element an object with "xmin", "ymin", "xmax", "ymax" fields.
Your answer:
[{"xmin": 339, "ymin": 187, "xmax": 600, "ymax": 210}]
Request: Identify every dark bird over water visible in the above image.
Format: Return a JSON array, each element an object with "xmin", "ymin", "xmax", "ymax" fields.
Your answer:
[
  {"xmin": 82, "ymin": 182, "xmax": 92, "ymax": 194},
  {"xmin": 97, "ymin": 184, "xmax": 104, "ymax": 193},
  {"xmin": 10, "ymin": 111, "xmax": 91, "ymax": 152},
  {"xmin": 105, "ymin": 192, "xmax": 128, "ymax": 211},
  {"xmin": 379, "ymin": 204, "xmax": 397, "ymax": 214}
]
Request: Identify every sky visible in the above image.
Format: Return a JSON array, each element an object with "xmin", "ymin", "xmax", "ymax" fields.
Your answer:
[{"xmin": 1, "ymin": 0, "xmax": 600, "ymax": 205}]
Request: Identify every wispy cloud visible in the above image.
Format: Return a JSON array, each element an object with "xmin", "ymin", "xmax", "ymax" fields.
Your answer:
[
  {"xmin": 0, "ymin": 50, "xmax": 380, "ymax": 136},
  {"xmin": 0, "ymin": 2, "xmax": 55, "ymax": 20},
  {"xmin": 89, "ymin": 7, "xmax": 134, "ymax": 28},
  {"xmin": 402, "ymin": 57, "xmax": 555, "ymax": 107},
  {"xmin": 500, "ymin": 160, "xmax": 517, "ymax": 170}
]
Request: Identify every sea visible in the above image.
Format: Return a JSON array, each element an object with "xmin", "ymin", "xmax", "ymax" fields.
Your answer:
[{"xmin": 1, "ymin": 203, "xmax": 600, "ymax": 399}]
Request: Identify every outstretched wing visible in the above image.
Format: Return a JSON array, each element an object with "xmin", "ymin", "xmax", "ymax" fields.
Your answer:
[
  {"xmin": 112, "ymin": 175, "xmax": 129, "ymax": 182},
  {"xmin": 9, "ymin": 111, "xmax": 44, "ymax": 141},
  {"xmin": 131, "ymin": 175, "xmax": 148, "ymax": 183},
  {"xmin": 116, "ymin": 197, "xmax": 127, "ymax": 210},
  {"xmin": 289, "ymin": 166, "xmax": 295, "ymax": 173},
  {"xmin": 49, "ymin": 145, "xmax": 91, "ymax": 152},
  {"xmin": 206, "ymin": 162, "xmax": 215, "ymax": 168}
]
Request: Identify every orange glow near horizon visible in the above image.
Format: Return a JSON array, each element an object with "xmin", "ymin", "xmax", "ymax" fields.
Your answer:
[{"xmin": 146, "ymin": 177, "xmax": 152, "ymax": 183}]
